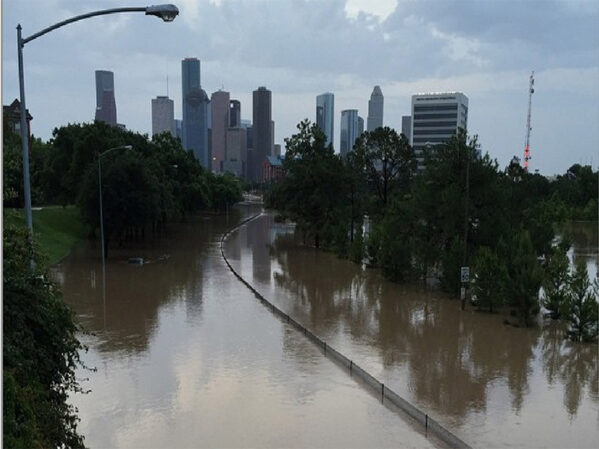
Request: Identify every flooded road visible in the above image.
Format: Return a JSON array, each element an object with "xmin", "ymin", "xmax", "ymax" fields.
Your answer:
[
  {"xmin": 223, "ymin": 214, "xmax": 598, "ymax": 448},
  {"xmin": 57, "ymin": 204, "xmax": 438, "ymax": 448}
]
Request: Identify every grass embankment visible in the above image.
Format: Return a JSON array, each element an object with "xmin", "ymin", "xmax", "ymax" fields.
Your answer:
[{"xmin": 3, "ymin": 206, "xmax": 88, "ymax": 266}]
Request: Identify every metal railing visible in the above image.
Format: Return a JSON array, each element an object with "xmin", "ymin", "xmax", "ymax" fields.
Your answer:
[{"xmin": 220, "ymin": 213, "xmax": 472, "ymax": 449}]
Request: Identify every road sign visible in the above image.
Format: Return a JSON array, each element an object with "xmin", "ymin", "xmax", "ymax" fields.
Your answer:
[{"xmin": 460, "ymin": 266, "xmax": 470, "ymax": 283}]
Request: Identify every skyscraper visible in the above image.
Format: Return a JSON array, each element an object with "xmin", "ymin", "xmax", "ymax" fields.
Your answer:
[
  {"xmin": 401, "ymin": 115, "xmax": 412, "ymax": 141},
  {"xmin": 340, "ymin": 109, "xmax": 361, "ymax": 157},
  {"xmin": 95, "ymin": 70, "xmax": 117, "ymax": 125},
  {"xmin": 211, "ymin": 90, "xmax": 230, "ymax": 172},
  {"xmin": 224, "ymin": 127, "xmax": 247, "ymax": 178},
  {"xmin": 316, "ymin": 92, "xmax": 334, "ymax": 147},
  {"xmin": 229, "ymin": 100, "xmax": 241, "ymax": 128},
  {"xmin": 182, "ymin": 58, "xmax": 209, "ymax": 168},
  {"xmin": 367, "ymin": 85, "xmax": 384, "ymax": 131},
  {"xmin": 410, "ymin": 92, "xmax": 468, "ymax": 168},
  {"xmin": 151, "ymin": 96, "xmax": 175, "ymax": 137},
  {"xmin": 251, "ymin": 86, "xmax": 272, "ymax": 182}
]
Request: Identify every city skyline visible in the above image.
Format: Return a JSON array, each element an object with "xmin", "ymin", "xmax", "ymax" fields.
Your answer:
[{"xmin": 2, "ymin": 0, "xmax": 597, "ymax": 174}]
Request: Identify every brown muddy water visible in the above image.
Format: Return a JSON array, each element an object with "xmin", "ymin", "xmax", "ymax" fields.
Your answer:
[
  {"xmin": 57, "ymin": 205, "xmax": 598, "ymax": 448},
  {"xmin": 57, "ymin": 204, "xmax": 437, "ymax": 448}
]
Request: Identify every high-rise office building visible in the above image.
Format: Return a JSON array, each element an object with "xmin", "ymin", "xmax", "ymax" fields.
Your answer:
[
  {"xmin": 316, "ymin": 92, "xmax": 334, "ymax": 147},
  {"xmin": 340, "ymin": 109, "xmax": 361, "ymax": 157},
  {"xmin": 401, "ymin": 115, "xmax": 412, "ymax": 141},
  {"xmin": 251, "ymin": 87, "xmax": 272, "ymax": 182},
  {"xmin": 410, "ymin": 92, "xmax": 468, "ymax": 167},
  {"xmin": 229, "ymin": 100, "xmax": 241, "ymax": 128},
  {"xmin": 224, "ymin": 127, "xmax": 247, "ymax": 178},
  {"xmin": 151, "ymin": 96, "xmax": 175, "ymax": 137},
  {"xmin": 95, "ymin": 70, "xmax": 117, "ymax": 125},
  {"xmin": 211, "ymin": 90, "xmax": 230, "ymax": 172},
  {"xmin": 367, "ymin": 85, "xmax": 384, "ymax": 131},
  {"xmin": 181, "ymin": 58, "xmax": 209, "ymax": 167},
  {"xmin": 175, "ymin": 119, "xmax": 183, "ymax": 140}
]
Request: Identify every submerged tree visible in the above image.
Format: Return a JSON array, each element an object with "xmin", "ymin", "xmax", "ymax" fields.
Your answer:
[
  {"xmin": 472, "ymin": 246, "xmax": 508, "ymax": 313},
  {"xmin": 563, "ymin": 261, "xmax": 598, "ymax": 342},
  {"xmin": 541, "ymin": 245, "xmax": 570, "ymax": 319}
]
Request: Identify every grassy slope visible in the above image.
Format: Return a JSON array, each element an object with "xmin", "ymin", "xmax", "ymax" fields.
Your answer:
[{"xmin": 3, "ymin": 206, "xmax": 88, "ymax": 266}]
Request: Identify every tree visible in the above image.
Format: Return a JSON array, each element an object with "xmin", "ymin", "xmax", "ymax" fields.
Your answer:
[
  {"xmin": 353, "ymin": 127, "xmax": 415, "ymax": 216},
  {"xmin": 563, "ymin": 261, "xmax": 598, "ymax": 342},
  {"xmin": 472, "ymin": 246, "xmax": 508, "ymax": 313},
  {"xmin": 3, "ymin": 226, "xmax": 85, "ymax": 448},
  {"xmin": 503, "ymin": 231, "xmax": 543, "ymax": 327},
  {"xmin": 269, "ymin": 120, "xmax": 347, "ymax": 249},
  {"xmin": 541, "ymin": 245, "xmax": 570, "ymax": 319}
]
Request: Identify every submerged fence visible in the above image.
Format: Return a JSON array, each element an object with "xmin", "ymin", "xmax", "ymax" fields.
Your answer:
[{"xmin": 220, "ymin": 213, "xmax": 472, "ymax": 449}]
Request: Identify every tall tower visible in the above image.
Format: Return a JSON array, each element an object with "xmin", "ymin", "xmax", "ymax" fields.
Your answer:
[
  {"xmin": 181, "ymin": 58, "xmax": 209, "ymax": 168},
  {"xmin": 523, "ymin": 71, "xmax": 535, "ymax": 172},
  {"xmin": 340, "ymin": 109, "xmax": 360, "ymax": 157},
  {"xmin": 95, "ymin": 70, "xmax": 117, "ymax": 125},
  {"xmin": 251, "ymin": 86, "xmax": 272, "ymax": 182},
  {"xmin": 210, "ymin": 90, "xmax": 230, "ymax": 172},
  {"xmin": 151, "ymin": 96, "xmax": 175, "ymax": 137},
  {"xmin": 316, "ymin": 92, "xmax": 334, "ymax": 148},
  {"xmin": 229, "ymin": 100, "xmax": 241, "ymax": 128},
  {"xmin": 367, "ymin": 85, "xmax": 383, "ymax": 131}
]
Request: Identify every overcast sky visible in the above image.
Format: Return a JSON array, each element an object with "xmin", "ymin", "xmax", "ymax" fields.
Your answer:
[{"xmin": 3, "ymin": 0, "xmax": 598, "ymax": 174}]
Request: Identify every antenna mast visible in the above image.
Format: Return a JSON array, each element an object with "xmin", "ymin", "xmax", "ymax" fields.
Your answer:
[{"xmin": 523, "ymin": 71, "xmax": 534, "ymax": 172}]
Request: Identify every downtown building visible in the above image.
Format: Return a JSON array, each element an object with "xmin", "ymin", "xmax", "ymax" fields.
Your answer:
[
  {"xmin": 410, "ymin": 92, "xmax": 468, "ymax": 168},
  {"xmin": 316, "ymin": 92, "xmax": 334, "ymax": 148},
  {"xmin": 250, "ymin": 86, "xmax": 273, "ymax": 182},
  {"xmin": 181, "ymin": 57, "xmax": 210, "ymax": 168},
  {"xmin": 151, "ymin": 96, "xmax": 175, "ymax": 137},
  {"xmin": 95, "ymin": 70, "xmax": 117, "ymax": 126},
  {"xmin": 367, "ymin": 85, "xmax": 384, "ymax": 131},
  {"xmin": 211, "ymin": 90, "xmax": 230, "ymax": 172},
  {"xmin": 340, "ymin": 109, "xmax": 363, "ymax": 157}
]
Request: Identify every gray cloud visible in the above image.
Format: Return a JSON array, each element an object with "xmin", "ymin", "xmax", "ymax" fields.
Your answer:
[{"xmin": 2, "ymin": 0, "xmax": 597, "ymax": 174}]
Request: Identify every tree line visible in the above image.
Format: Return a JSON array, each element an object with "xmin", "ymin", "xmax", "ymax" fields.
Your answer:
[
  {"xmin": 266, "ymin": 120, "xmax": 597, "ymax": 341},
  {"xmin": 3, "ymin": 120, "xmax": 243, "ymax": 256}
]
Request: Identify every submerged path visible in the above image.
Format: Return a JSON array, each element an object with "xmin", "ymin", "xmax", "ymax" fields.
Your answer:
[{"xmin": 220, "ymin": 212, "xmax": 471, "ymax": 449}]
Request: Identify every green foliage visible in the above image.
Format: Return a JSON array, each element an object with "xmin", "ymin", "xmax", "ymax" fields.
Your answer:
[
  {"xmin": 541, "ymin": 245, "xmax": 570, "ymax": 319},
  {"xmin": 3, "ymin": 226, "xmax": 85, "ymax": 448},
  {"xmin": 563, "ymin": 261, "xmax": 598, "ymax": 342},
  {"xmin": 207, "ymin": 172, "xmax": 243, "ymax": 211},
  {"xmin": 472, "ymin": 246, "xmax": 508, "ymax": 313},
  {"xmin": 270, "ymin": 119, "xmax": 347, "ymax": 249},
  {"xmin": 3, "ymin": 206, "xmax": 88, "ymax": 267},
  {"xmin": 502, "ymin": 231, "xmax": 543, "ymax": 326},
  {"xmin": 352, "ymin": 127, "xmax": 415, "ymax": 216}
]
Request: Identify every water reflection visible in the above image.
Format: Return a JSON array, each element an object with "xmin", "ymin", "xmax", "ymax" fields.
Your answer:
[
  {"xmin": 55, "ymin": 211, "xmax": 244, "ymax": 355},
  {"xmin": 237, "ymin": 215, "xmax": 599, "ymax": 447}
]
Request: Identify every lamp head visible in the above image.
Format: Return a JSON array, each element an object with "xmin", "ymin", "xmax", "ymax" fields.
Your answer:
[{"xmin": 146, "ymin": 4, "xmax": 179, "ymax": 22}]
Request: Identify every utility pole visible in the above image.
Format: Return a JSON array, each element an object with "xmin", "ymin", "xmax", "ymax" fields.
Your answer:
[{"xmin": 523, "ymin": 71, "xmax": 535, "ymax": 172}]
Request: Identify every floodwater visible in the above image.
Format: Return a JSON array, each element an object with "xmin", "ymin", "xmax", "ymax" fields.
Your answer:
[
  {"xmin": 223, "ymin": 214, "xmax": 599, "ymax": 449},
  {"xmin": 57, "ymin": 204, "xmax": 438, "ymax": 448},
  {"xmin": 57, "ymin": 205, "xmax": 598, "ymax": 448}
]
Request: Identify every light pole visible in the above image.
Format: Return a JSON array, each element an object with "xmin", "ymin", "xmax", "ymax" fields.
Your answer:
[
  {"xmin": 16, "ymin": 4, "xmax": 179, "ymax": 261},
  {"xmin": 98, "ymin": 145, "xmax": 132, "ymax": 268}
]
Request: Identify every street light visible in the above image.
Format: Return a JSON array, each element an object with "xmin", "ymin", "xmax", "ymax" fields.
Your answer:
[
  {"xmin": 98, "ymin": 145, "xmax": 132, "ymax": 271},
  {"xmin": 16, "ymin": 4, "xmax": 179, "ymax": 262}
]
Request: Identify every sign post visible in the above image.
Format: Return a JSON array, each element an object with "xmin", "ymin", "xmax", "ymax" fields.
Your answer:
[{"xmin": 460, "ymin": 266, "xmax": 469, "ymax": 310}]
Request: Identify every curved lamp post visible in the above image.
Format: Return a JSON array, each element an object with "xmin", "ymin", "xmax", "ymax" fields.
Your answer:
[{"xmin": 16, "ymin": 4, "xmax": 179, "ymax": 262}]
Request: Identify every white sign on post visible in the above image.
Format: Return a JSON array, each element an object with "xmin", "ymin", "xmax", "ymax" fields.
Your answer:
[{"xmin": 460, "ymin": 266, "xmax": 470, "ymax": 283}]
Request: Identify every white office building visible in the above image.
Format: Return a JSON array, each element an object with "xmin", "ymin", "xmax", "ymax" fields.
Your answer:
[
  {"xmin": 410, "ymin": 92, "xmax": 468, "ymax": 167},
  {"xmin": 152, "ymin": 96, "xmax": 175, "ymax": 137}
]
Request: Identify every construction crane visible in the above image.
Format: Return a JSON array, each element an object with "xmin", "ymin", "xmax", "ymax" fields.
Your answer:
[{"xmin": 523, "ymin": 71, "xmax": 535, "ymax": 172}]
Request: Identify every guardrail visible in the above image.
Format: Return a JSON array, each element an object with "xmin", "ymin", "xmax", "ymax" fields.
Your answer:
[{"xmin": 220, "ymin": 212, "xmax": 472, "ymax": 449}]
